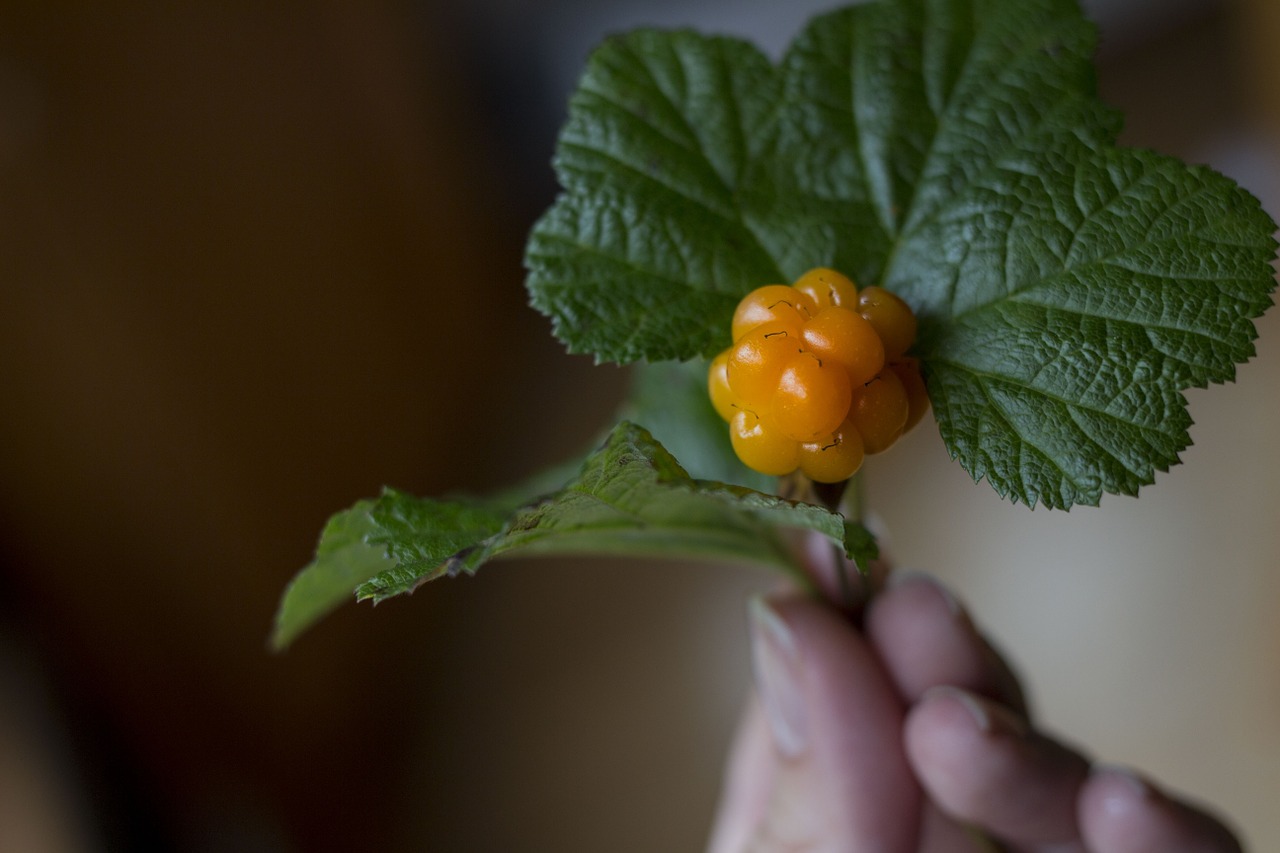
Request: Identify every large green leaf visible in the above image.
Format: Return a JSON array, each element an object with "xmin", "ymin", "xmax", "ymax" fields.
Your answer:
[
  {"xmin": 525, "ymin": 0, "xmax": 1277, "ymax": 507},
  {"xmin": 526, "ymin": 0, "xmax": 1118, "ymax": 361},
  {"xmin": 895, "ymin": 148, "xmax": 1276, "ymax": 506}
]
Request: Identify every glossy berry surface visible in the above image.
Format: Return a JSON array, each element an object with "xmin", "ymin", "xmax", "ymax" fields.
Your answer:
[
  {"xmin": 708, "ymin": 349, "xmax": 737, "ymax": 422},
  {"xmin": 890, "ymin": 357, "xmax": 931, "ymax": 432},
  {"xmin": 801, "ymin": 306, "xmax": 885, "ymax": 387},
  {"xmin": 730, "ymin": 409, "xmax": 800, "ymax": 476},
  {"xmin": 732, "ymin": 284, "xmax": 815, "ymax": 341},
  {"xmin": 798, "ymin": 422, "xmax": 865, "ymax": 484},
  {"xmin": 727, "ymin": 322, "xmax": 805, "ymax": 406},
  {"xmin": 848, "ymin": 370, "xmax": 910, "ymax": 454},
  {"xmin": 857, "ymin": 286, "xmax": 917, "ymax": 361},
  {"xmin": 793, "ymin": 267, "xmax": 859, "ymax": 310},
  {"xmin": 771, "ymin": 353, "xmax": 852, "ymax": 442}
]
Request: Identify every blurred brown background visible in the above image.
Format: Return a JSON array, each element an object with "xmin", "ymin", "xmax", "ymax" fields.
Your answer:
[{"xmin": 0, "ymin": 1, "xmax": 1277, "ymax": 850}]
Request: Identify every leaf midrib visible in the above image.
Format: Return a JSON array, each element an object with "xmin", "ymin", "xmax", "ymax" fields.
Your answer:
[{"xmin": 878, "ymin": 10, "xmax": 1100, "ymax": 286}]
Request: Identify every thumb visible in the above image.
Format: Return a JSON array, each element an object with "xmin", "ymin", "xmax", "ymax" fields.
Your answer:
[{"xmin": 714, "ymin": 595, "xmax": 921, "ymax": 852}]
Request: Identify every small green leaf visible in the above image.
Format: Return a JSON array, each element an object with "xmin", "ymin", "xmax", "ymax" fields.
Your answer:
[
  {"xmin": 272, "ymin": 480, "xmax": 557, "ymax": 649},
  {"xmin": 526, "ymin": 0, "xmax": 1277, "ymax": 507},
  {"xmin": 355, "ymin": 422, "xmax": 873, "ymax": 604},
  {"xmin": 271, "ymin": 501, "xmax": 390, "ymax": 650}
]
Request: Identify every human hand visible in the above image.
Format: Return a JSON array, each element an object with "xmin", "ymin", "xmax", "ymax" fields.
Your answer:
[{"xmin": 707, "ymin": 535, "xmax": 1242, "ymax": 852}]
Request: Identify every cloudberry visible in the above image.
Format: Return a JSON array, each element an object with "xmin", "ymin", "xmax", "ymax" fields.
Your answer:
[{"xmin": 709, "ymin": 268, "xmax": 927, "ymax": 484}]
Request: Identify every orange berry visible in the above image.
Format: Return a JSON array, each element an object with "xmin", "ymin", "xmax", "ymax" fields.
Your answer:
[
  {"xmin": 857, "ymin": 286, "xmax": 917, "ymax": 360},
  {"xmin": 714, "ymin": 270, "xmax": 925, "ymax": 479},
  {"xmin": 707, "ymin": 349, "xmax": 737, "ymax": 422},
  {"xmin": 848, "ymin": 370, "xmax": 910, "ymax": 454},
  {"xmin": 726, "ymin": 321, "xmax": 805, "ymax": 407},
  {"xmin": 729, "ymin": 409, "xmax": 799, "ymax": 476},
  {"xmin": 889, "ymin": 357, "xmax": 930, "ymax": 432},
  {"xmin": 731, "ymin": 285, "xmax": 816, "ymax": 341},
  {"xmin": 801, "ymin": 305, "xmax": 886, "ymax": 387},
  {"xmin": 770, "ymin": 353, "xmax": 853, "ymax": 443},
  {"xmin": 793, "ymin": 267, "xmax": 859, "ymax": 310},
  {"xmin": 798, "ymin": 422, "xmax": 865, "ymax": 483}
]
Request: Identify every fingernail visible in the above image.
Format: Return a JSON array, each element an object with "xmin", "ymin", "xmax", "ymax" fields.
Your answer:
[
  {"xmin": 926, "ymin": 686, "xmax": 1029, "ymax": 738},
  {"xmin": 749, "ymin": 597, "xmax": 808, "ymax": 759},
  {"xmin": 1092, "ymin": 763, "xmax": 1153, "ymax": 800},
  {"xmin": 1088, "ymin": 764, "xmax": 1156, "ymax": 819},
  {"xmin": 888, "ymin": 570, "xmax": 963, "ymax": 618}
]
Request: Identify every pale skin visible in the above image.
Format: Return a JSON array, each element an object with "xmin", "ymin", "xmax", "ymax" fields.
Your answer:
[{"xmin": 708, "ymin": 533, "xmax": 1243, "ymax": 852}]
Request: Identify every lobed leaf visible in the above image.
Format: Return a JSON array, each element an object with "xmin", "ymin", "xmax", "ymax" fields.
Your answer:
[
  {"xmin": 892, "ymin": 148, "xmax": 1277, "ymax": 506},
  {"xmin": 526, "ymin": 0, "xmax": 1277, "ymax": 507}
]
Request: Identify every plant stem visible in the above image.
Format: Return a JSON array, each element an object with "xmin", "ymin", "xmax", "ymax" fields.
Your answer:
[{"xmin": 779, "ymin": 471, "xmax": 867, "ymax": 609}]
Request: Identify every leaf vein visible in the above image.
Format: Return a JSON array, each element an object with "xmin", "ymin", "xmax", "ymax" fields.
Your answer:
[{"xmin": 934, "ymin": 359, "xmax": 1183, "ymax": 437}]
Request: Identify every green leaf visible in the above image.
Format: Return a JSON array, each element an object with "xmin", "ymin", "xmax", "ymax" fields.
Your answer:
[
  {"xmin": 272, "ymin": 423, "xmax": 874, "ymax": 645},
  {"xmin": 897, "ymin": 150, "xmax": 1277, "ymax": 507},
  {"xmin": 526, "ymin": 31, "xmax": 786, "ymax": 363},
  {"xmin": 526, "ymin": 0, "xmax": 1117, "ymax": 362},
  {"xmin": 355, "ymin": 422, "xmax": 874, "ymax": 604},
  {"xmin": 270, "ymin": 501, "xmax": 391, "ymax": 650},
  {"xmin": 360, "ymin": 492, "xmax": 513, "ymax": 597},
  {"xmin": 272, "ymin": 480, "xmax": 555, "ymax": 650},
  {"xmin": 525, "ymin": 0, "xmax": 1277, "ymax": 507}
]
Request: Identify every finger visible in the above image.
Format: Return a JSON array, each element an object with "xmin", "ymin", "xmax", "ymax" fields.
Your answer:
[
  {"xmin": 787, "ymin": 529, "xmax": 889, "ymax": 616},
  {"xmin": 866, "ymin": 573, "xmax": 1026, "ymax": 713},
  {"xmin": 707, "ymin": 699, "xmax": 775, "ymax": 853},
  {"xmin": 906, "ymin": 686, "xmax": 1090, "ymax": 847},
  {"xmin": 1078, "ymin": 765, "xmax": 1243, "ymax": 853},
  {"xmin": 745, "ymin": 594, "xmax": 921, "ymax": 851}
]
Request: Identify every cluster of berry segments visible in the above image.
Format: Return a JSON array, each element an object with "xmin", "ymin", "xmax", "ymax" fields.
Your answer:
[{"xmin": 708, "ymin": 268, "xmax": 929, "ymax": 484}]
